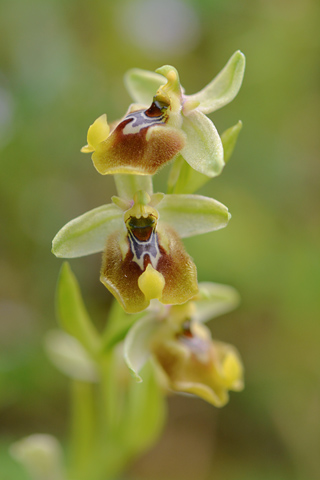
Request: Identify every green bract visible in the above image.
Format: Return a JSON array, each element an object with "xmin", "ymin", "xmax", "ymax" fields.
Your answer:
[
  {"xmin": 171, "ymin": 120, "xmax": 243, "ymax": 194},
  {"xmin": 56, "ymin": 262, "xmax": 100, "ymax": 354}
]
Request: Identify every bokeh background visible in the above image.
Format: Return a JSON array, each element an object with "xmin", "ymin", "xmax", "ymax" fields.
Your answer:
[{"xmin": 1, "ymin": 0, "xmax": 319, "ymax": 479}]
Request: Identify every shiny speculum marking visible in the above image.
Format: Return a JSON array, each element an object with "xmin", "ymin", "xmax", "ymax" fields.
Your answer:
[
  {"xmin": 122, "ymin": 100, "xmax": 169, "ymax": 135},
  {"xmin": 126, "ymin": 214, "xmax": 161, "ymax": 270}
]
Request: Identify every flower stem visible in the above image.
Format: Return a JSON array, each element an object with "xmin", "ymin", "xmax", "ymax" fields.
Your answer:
[{"xmin": 114, "ymin": 174, "xmax": 153, "ymax": 199}]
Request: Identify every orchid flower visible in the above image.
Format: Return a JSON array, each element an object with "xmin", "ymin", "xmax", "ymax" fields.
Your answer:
[
  {"xmin": 81, "ymin": 51, "xmax": 245, "ymax": 178},
  {"xmin": 52, "ymin": 186, "xmax": 230, "ymax": 313},
  {"xmin": 124, "ymin": 282, "xmax": 244, "ymax": 407}
]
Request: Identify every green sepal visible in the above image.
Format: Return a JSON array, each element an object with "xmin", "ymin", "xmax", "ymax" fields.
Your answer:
[
  {"xmin": 52, "ymin": 204, "xmax": 123, "ymax": 258},
  {"xmin": 180, "ymin": 109, "xmax": 224, "ymax": 177},
  {"xmin": 114, "ymin": 174, "xmax": 153, "ymax": 200},
  {"xmin": 194, "ymin": 282, "xmax": 241, "ymax": 323},
  {"xmin": 124, "ymin": 68, "xmax": 166, "ymax": 105},
  {"xmin": 56, "ymin": 262, "xmax": 100, "ymax": 355},
  {"xmin": 187, "ymin": 50, "xmax": 246, "ymax": 114},
  {"xmin": 157, "ymin": 194, "xmax": 230, "ymax": 238}
]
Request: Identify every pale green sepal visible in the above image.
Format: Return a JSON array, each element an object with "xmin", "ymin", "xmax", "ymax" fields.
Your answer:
[
  {"xmin": 45, "ymin": 330, "xmax": 98, "ymax": 382},
  {"xmin": 172, "ymin": 120, "xmax": 243, "ymax": 194},
  {"xmin": 157, "ymin": 194, "xmax": 230, "ymax": 238},
  {"xmin": 10, "ymin": 434, "xmax": 65, "ymax": 480},
  {"xmin": 188, "ymin": 50, "xmax": 246, "ymax": 114},
  {"xmin": 124, "ymin": 68, "xmax": 166, "ymax": 105},
  {"xmin": 124, "ymin": 315, "xmax": 158, "ymax": 382},
  {"xmin": 180, "ymin": 110, "xmax": 224, "ymax": 177},
  {"xmin": 194, "ymin": 282, "xmax": 241, "ymax": 323},
  {"xmin": 52, "ymin": 204, "xmax": 123, "ymax": 258},
  {"xmin": 114, "ymin": 174, "xmax": 153, "ymax": 200},
  {"xmin": 56, "ymin": 263, "xmax": 100, "ymax": 355},
  {"xmin": 221, "ymin": 120, "xmax": 242, "ymax": 164}
]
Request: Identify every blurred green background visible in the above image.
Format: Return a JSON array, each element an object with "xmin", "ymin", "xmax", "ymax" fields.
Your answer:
[{"xmin": 1, "ymin": 0, "xmax": 319, "ymax": 479}]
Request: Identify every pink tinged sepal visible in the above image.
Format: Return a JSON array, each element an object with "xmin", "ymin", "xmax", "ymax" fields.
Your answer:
[{"xmin": 83, "ymin": 102, "xmax": 186, "ymax": 176}]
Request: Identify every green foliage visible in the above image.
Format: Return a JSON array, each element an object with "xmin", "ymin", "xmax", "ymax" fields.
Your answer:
[{"xmin": 56, "ymin": 263, "xmax": 100, "ymax": 355}]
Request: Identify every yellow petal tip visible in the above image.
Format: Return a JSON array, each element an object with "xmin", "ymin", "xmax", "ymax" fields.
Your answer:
[
  {"xmin": 222, "ymin": 352, "xmax": 243, "ymax": 388},
  {"xmin": 81, "ymin": 145, "xmax": 94, "ymax": 153},
  {"xmin": 86, "ymin": 114, "xmax": 110, "ymax": 152}
]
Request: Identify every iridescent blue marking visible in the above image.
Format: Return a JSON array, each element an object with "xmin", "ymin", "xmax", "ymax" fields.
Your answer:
[{"xmin": 127, "ymin": 228, "xmax": 160, "ymax": 270}]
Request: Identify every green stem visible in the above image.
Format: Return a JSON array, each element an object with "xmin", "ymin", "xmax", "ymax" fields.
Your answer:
[
  {"xmin": 167, "ymin": 155, "xmax": 184, "ymax": 193},
  {"xmin": 68, "ymin": 381, "xmax": 97, "ymax": 480},
  {"xmin": 93, "ymin": 355, "xmax": 130, "ymax": 480},
  {"xmin": 114, "ymin": 174, "xmax": 153, "ymax": 199}
]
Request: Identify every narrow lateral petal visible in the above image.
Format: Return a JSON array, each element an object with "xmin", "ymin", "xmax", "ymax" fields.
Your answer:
[
  {"xmin": 124, "ymin": 68, "xmax": 166, "ymax": 105},
  {"xmin": 188, "ymin": 51, "xmax": 246, "ymax": 114},
  {"xmin": 52, "ymin": 204, "xmax": 124, "ymax": 258},
  {"xmin": 157, "ymin": 194, "xmax": 230, "ymax": 238},
  {"xmin": 180, "ymin": 110, "xmax": 224, "ymax": 177}
]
